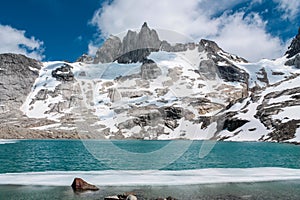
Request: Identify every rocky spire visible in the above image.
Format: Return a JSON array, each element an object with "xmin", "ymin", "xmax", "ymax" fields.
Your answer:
[
  {"xmin": 93, "ymin": 22, "xmax": 161, "ymax": 64},
  {"xmin": 285, "ymin": 27, "xmax": 300, "ymax": 58}
]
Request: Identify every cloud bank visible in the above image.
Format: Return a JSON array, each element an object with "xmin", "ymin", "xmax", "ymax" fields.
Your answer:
[
  {"xmin": 0, "ymin": 24, "xmax": 44, "ymax": 60},
  {"xmin": 90, "ymin": 0, "xmax": 293, "ymax": 61}
]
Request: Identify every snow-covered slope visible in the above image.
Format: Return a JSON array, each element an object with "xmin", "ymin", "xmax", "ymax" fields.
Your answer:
[
  {"xmin": 20, "ymin": 46, "xmax": 248, "ymax": 140},
  {"xmin": 2, "ymin": 24, "xmax": 300, "ymax": 143}
]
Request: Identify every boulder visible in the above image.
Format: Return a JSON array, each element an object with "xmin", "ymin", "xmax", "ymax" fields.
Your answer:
[
  {"xmin": 104, "ymin": 193, "xmax": 138, "ymax": 200},
  {"xmin": 71, "ymin": 178, "xmax": 99, "ymax": 192},
  {"xmin": 104, "ymin": 196, "xmax": 120, "ymax": 200},
  {"xmin": 126, "ymin": 194, "xmax": 138, "ymax": 200},
  {"xmin": 141, "ymin": 59, "xmax": 162, "ymax": 79}
]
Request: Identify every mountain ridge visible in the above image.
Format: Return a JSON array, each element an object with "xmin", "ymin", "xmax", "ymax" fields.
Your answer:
[{"xmin": 0, "ymin": 23, "xmax": 300, "ymax": 143}]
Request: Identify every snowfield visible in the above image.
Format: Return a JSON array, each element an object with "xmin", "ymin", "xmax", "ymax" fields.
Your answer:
[{"xmin": 19, "ymin": 48, "xmax": 300, "ymax": 143}]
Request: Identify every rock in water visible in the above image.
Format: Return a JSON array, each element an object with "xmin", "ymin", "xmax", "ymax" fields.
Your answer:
[
  {"xmin": 104, "ymin": 196, "xmax": 120, "ymax": 200},
  {"xmin": 71, "ymin": 178, "xmax": 99, "ymax": 192},
  {"xmin": 126, "ymin": 194, "xmax": 138, "ymax": 200}
]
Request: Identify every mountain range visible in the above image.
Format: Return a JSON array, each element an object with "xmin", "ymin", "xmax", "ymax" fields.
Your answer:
[{"xmin": 1, "ymin": 23, "xmax": 300, "ymax": 143}]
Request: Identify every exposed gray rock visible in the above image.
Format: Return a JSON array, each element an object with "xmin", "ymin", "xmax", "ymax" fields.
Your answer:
[
  {"xmin": 199, "ymin": 60, "xmax": 218, "ymax": 79},
  {"xmin": 94, "ymin": 35, "xmax": 122, "ymax": 63},
  {"xmin": 199, "ymin": 39, "xmax": 222, "ymax": 53},
  {"xmin": 285, "ymin": 27, "xmax": 300, "ymax": 58},
  {"xmin": 117, "ymin": 22, "xmax": 161, "ymax": 63},
  {"xmin": 285, "ymin": 54, "xmax": 300, "ymax": 68},
  {"xmin": 160, "ymin": 41, "xmax": 196, "ymax": 52},
  {"xmin": 256, "ymin": 67, "xmax": 269, "ymax": 85},
  {"xmin": 94, "ymin": 22, "xmax": 161, "ymax": 64},
  {"xmin": 197, "ymin": 39, "xmax": 249, "ymax": 83},
  {"xmin": 0, "ymin": 53, "xmax": 41, "ymax": 111},
  {"xmin": 137, "ymin": 22, "xmax": 161, "ymax": 50},
  {"xmin": 76, "ymin": 54, "xmax": 93, "ymax": 63},
  {"xmin": 141, "ymin": 59, "xmax": 162, "ymax": 79},
  {"xmin": 160, "ymin": 40, "xmax": 173, "ymax": 52},
  {"xmin": 251, "ymin": 85, "xmax": 300, "ymax": 141}
]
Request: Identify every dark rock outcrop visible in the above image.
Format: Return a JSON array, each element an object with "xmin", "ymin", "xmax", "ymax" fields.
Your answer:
[
  {"xmin": 117, "ymin": 48, "xmax": 153, "ymax": 64},
  {"xmin": 285, "ymin": 27, "xmax": 300, "ymax": 58},
  {"xmin": 51, "ymin": 63, "xmax": 74, "ymax": 81},
  {"xmin": 255, "ymin": 86, "xmax": 300, "ymax": 141},
  {"xmin": 197, "ymin": 39, "xmax": 248, "ymax": 83},
  {"xmin": 71, "ymin": 178, "xmax": 99, "ymax": 192},
  {"xmin": 223, "ymin": 118, "xmax": 249, "ymax": 132},
  {"xmin": 285, "ymin": 54, "xmax": 300, "ymax": 68}
]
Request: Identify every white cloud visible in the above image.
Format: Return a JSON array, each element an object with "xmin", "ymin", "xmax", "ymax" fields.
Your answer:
[
  {"xmin": 0, "ymin": 24, "xmax": 44, "ymax": 60},
  {"xmin": 274, "ymin": 0, "xmax": 300, "ymax": 20},
  {"xmin": 90, "ymin": 0, "xmax": 287, "ymax": 61},
  {"xmin": 88, "ymin": 42, "xmax": 99, "ymax": 56},
  {"xmin": 213, "ymin": 12, "xmax": 285, "ymax": 61}
]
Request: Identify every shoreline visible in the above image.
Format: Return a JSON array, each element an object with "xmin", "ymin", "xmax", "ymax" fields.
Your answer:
[
  {"xmin": 1, "ymin": 180, "xmax": 300, "ymax": 200},
  {"xmin": 1, "ymin": 168, "xmax": 300, "ymax": 187},
  {"xmin": 1, "ymin": 137, "xmax": 299, "ymax": 146}
]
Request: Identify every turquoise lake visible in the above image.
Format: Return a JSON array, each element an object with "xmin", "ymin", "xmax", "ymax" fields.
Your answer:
[
  {"xmin": 0, "ymin": 140, "xmax": 300, "ymax": 172},
  {"xmin": 0, "ymin": 140, "xmax": 300, "ymax": 199}
]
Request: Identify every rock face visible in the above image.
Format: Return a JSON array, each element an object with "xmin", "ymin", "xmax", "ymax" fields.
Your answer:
[
  {"xmin": 2, "ymin": 25, "xmax": 300, "ymax": 143},
  {"xmin": 198, "ymin": 39, "xmax": 248, "ymax": 83},
  {"xmin": 76, "ymin": 54, "xmax": 93, "ymax": 63},
  {"xmin": 286, "ymin": 27, "xmax": 300, "ymax": 58},
  {"xmin": 94, "ymin": 36, "xmax": 122, "ymax": 63},
  {"xmin": 94, "ymin": 22, "xmax": 161, "ymax": 64},
  {"xmin": 71, "ymin": 178, "xmax": 99, "ymax": 192},
  {"xmin": 0, "ymin": 53, "xmax": 41, "ymax": 111},
  {"xmin": 141, "ymin": 59, "xmax": 162, "ymax": 79},
  {"xmin": 285, "ymin": 27, "xmax": 300, "ymax": 68},
  {"xmin": 285, "ymin": 54, "xmax": 300, "ymax": 68}
]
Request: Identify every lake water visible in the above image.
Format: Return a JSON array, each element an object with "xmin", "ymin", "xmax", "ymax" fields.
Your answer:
[{"xmin": 0, "ymin": 140, "xmax": 300, "ymax": 199}]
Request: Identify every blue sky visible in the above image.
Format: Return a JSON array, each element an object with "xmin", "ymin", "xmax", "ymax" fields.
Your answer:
[{"xmin": 0, "ymin": 0, "xmax": 299, "ymax": 62}]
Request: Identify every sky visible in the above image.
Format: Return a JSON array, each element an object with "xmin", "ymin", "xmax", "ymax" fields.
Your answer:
[{"xmin": 0, "ymin": 0, "xmax": 299, "ymax": 62}]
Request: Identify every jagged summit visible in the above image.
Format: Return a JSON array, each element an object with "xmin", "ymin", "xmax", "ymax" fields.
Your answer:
[
  {"xmin": 93, "ymin": 22, "xmax": 161, "ymax": 64},
  {"xmin": 286, "ymin": 27, "xmax": 300, "ymax": 58},
  {"xmin": 142, "ymin": 22, "xmax": 148, "ymax": 28},
  {"xmin": 93, "ymin": 22, "xmax": 247, "ymax": 65}
]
